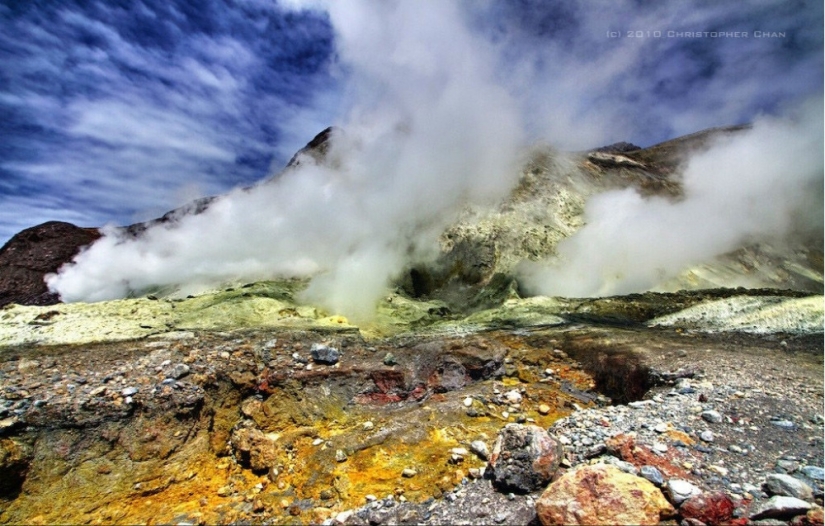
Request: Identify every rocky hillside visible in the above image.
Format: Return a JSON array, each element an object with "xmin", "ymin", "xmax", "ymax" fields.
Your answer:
[{"xmin": 0, "ymin": 222, "xmax": 100, "ymax": 308}]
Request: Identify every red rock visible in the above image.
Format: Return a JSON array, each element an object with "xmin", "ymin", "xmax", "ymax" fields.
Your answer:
[
  {"xmin": 371, "ymin": 369, "xmax": 407, "ymax": 392},
  {"xmin": 536, "ymin": 464, "xmax": 675, "ymax": 525},
  {"xmin": 680, "ymin": 491, "xmax": 735, "ymax": 526},
  {"xmin": 604, "ymin": 433, "xmax": 690, "ymax": 478}
]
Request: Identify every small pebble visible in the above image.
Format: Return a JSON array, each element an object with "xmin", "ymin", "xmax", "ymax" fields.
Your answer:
[
  {"xmin": 504, "ymin": 390, "xmax": 522, "ymax": 404},
  {"xmin": 653, "ymin": 423, "xmax": 668, "ymax": 433},
  {"xmin": 701, "ymin": 410, "xmax": 723, "ymax": 424},
  {"xmin": 770, "ymin": 419, "xmax": 795, "ymax": 429},
  {"xmin": 470, "ymin": 440, "xmax": 489, "ymax": 460}
]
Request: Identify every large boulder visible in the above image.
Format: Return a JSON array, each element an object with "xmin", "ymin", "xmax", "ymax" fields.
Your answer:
[
  {"xmin": 485, "ymin": 424, "xmax": 564, "ymax": 493},
  {"xmin": 0, "ymin": 221, "xmax": 101, "ymax": 307},
  {"xmin": 535, "ymin": 464, "xmax": 675, "ymax": 526}
]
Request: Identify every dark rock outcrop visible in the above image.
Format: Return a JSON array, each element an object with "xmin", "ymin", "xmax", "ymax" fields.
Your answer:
[
  {"xmin": 285, "ymin": 126, "xmax": 338, "ymax": 169},
  {"xmin": 592, "ymin": 141, "xmax": 642, "ymax": 153},
  {"xmin": 0, "ymin": 221, "xmax": 101, "ymax": 307}
]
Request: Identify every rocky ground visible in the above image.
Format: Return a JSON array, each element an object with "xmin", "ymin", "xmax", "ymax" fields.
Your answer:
[{"xmin": 0, "ymin": 288, "xmax": 822, "ymax": 525}]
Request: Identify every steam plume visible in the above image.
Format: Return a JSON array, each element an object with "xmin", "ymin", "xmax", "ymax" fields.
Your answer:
[
  {"xmin": 47, "ymin": 0, "xmax": 524, "ymax": 319},
  {"xmin": 518, "ymin": 97, "xmax": 824, "ymax": 297}
]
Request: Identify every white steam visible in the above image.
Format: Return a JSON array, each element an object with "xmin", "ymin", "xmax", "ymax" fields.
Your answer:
[
  {"xmin": 519, "ymin": 97, "xmax": 824, "ymax": 298},
  {"xmin": 47, "ymin": 0, "xmax": 523, "ymax": 319}
]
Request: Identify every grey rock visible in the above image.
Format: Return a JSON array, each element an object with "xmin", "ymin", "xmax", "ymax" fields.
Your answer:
[
  {"xmin": 749, "ymin": 496, "xmax": 812, "ymax": 520},
  {"xmin": 640, "ymin": 465, "xmax": 664, "ymax": 487},
  {"xmin": 382, "ymin": 353, "xmax": 397, "ymax": 366},
  {"xmin": 699, "ymin": 430, "xmax": 714, "ymax": 442},
  {"xmin": 601, "ymin": 456, "xmax": 639, "ymax": 475},
  {"xmin": 665, "ymin": 479, "xmax": 702, "ymax": 506},
  {"xmin": 764, "ymin": 474, "xmax": 814, "ymax": 500},
  {"xmin": 800, "ymin": 466, "xmax": 824, "ymax": 481},
  {"xmin": 485, "ymin": 424, "xmax": 563, "ymax": 493},
  {"xmin": 776, "ymin": 459, "xmax": 800, "ymax": 473},
  {"xmin": 121, "ymin": 387, "xmax": 138, "ymax": 397},
  {"xmin": 167, "ymin": 363, "xmax": 190, "ymax": 380},
  {"xmin": 310, "ymin": 344, "xmax": 341, "ymax": 365},
  {"xmin": 628, "ymin": 400, "xmax": 657, "ymax": 409},
  {"xmin": 701, "ymin": 410, "xmax": 723, "ymax": 424}
]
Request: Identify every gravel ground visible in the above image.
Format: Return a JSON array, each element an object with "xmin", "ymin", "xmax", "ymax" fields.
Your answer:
[
  {"xmin": 309, "ymin": 328, "xmax": 825, "ymax": 525},
  {"xmin": 0, "ymin": 323, "xmax": 821, "ymax": 525}
]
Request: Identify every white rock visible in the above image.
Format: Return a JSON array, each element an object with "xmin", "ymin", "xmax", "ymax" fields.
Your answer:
[
  {"xmin": 653, "ymin": 423, "xmax": 668, "ymax": 433},
  {"xmin": 665, "ymin": 479, "xmax": 701, "ymax": 505},
  {"xmin": 470, "ymin": 440, "xmax": 489, "ymax": 460},
  {"xmin": 750, "ymin": 496, "xmax": 812, "ymax": 520}
]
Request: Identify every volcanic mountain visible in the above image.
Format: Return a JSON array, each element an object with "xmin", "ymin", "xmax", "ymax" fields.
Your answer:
[{"xmin": 0, "ymin": 124, "xmax": 821, "ymax": 310}]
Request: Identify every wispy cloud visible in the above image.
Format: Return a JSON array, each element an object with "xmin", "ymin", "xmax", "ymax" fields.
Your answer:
[
  {"xmin": 0, "ymin": 0, "xmax": 337, "ymax": 241},
  {"xmin": 482, "ymin": 0, "xmax": 823, "ymax": 148}
]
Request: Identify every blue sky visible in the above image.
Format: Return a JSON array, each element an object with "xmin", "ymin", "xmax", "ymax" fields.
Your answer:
[{"xmin": 0, "ymin": 0, "xmax": 822, "ymax": 244}]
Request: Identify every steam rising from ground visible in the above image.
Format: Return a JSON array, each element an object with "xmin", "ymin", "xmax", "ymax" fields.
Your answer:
[
  {"xmin": 46, "ymin": 0, "xmax": 823, "ymax": 317},
  {"xmin": 47, "ymin": 0, "xmax": 523, "ymax": 319},
  {"xmin": 519, "ymin": 98, "xmax": 824, "ymax": 298}
]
